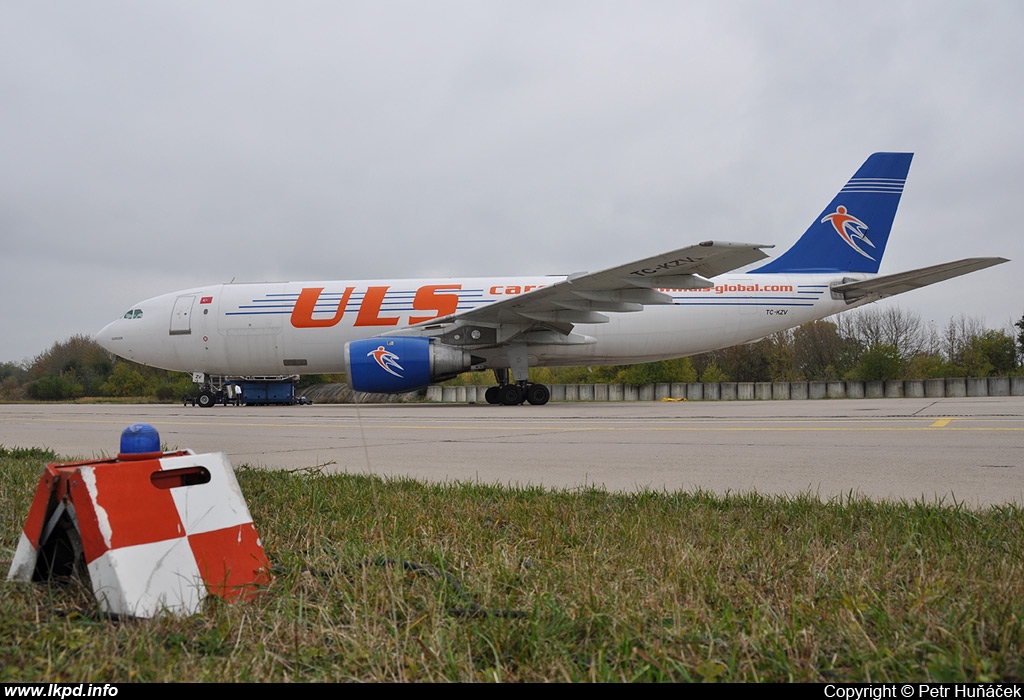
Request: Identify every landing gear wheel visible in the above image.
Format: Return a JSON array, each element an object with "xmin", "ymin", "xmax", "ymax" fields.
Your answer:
[
  {"xmin": 498, "ymin": 384, "xmax": 525, "ymax": 406},
  {"xmin": 525, "ymin": 383, "xmax": 550, "ymax": 406},
  {"xmin": 197, "ymin": 390, "xmax": 217, "ymax": 408},
  {"xmin": 485, "ymin": 386, "xmax": 501, "ymax": 405}
]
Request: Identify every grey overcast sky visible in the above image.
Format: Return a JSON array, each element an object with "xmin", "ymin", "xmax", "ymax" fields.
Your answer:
[{"xmin": 1, "ymin": 1, "xmax": 1021, "ymax": 364}]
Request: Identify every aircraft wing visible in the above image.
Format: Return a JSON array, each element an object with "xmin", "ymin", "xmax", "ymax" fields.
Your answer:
[
  {"xmin": 396, "ymin": 240, "xmax": 773, "ymax": 345},
  {"xmin": 830, "ymin": 257, "xmax": 1009, "ymax": 302}
]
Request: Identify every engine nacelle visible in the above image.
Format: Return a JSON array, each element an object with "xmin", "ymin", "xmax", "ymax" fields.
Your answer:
[{"xmin": 344, "ymin": 336, "xmax": 475, "ymax": 393}]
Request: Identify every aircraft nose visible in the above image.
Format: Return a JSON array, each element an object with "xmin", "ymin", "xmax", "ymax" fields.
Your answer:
[{"xmin": 94, "ymin": 319, "xmax": 123, "ymax": 354}]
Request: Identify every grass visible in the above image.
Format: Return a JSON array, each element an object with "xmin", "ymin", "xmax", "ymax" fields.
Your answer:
[{"xmin": 2, "ymin": 445, "xmax": 1023, "ymax": 682}]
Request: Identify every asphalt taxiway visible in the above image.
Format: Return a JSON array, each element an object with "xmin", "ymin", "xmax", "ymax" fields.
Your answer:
[{"xmin": 0, "ymin": 397, "xmax": 1021, "ymax": 507}]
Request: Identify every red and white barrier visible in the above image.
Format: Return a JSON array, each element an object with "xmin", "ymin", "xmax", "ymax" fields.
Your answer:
[{"xmin": 7, "ymin": 425, "xmax": 270, "ymax": 617}]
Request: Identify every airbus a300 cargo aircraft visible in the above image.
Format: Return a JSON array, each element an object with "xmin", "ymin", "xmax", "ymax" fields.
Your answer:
[{"xmin": 96, "ymin": 153, "xmax": 1007, "ymax": 406}]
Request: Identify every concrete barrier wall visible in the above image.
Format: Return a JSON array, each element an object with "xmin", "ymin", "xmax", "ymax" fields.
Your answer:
[
  {"xmin": 428, "ymin": 375, "xmax": 1024, "ymax": 402},
  {"xmin": 989, "ymin": 377, "xmax": 1010, "ymax": 397}
]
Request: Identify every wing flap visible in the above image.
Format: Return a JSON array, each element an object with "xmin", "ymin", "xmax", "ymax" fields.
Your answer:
[
  {"xmin": 831, "ymin": 257, "xmax": 1009, "ymax": 302},
  {"xmin": 573, "ymin": 240, "xmax": 773, "ymax": 292}
]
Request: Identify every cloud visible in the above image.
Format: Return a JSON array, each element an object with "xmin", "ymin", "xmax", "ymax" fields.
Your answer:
[{"xmin": 1, "ymin": 1, "xmax": 1020, "ymax": 363}]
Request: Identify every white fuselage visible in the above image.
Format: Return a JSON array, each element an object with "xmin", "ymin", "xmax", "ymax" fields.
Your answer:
[{"xmin": 96, "ymin": 272, "xmax": 864, "ymax": 376}]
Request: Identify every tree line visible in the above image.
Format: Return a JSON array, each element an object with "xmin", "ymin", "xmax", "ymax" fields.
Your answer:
[
  {"xmin": 2, "ymin": 306, "xmax": 1022, "ymax": 401},
  {"xmin": 450, "ymin": 306, "xmax": 1024, "ymax": 387}
]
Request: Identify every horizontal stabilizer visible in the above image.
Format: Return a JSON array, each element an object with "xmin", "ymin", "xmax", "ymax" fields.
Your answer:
[{"xmin": 830, "ymin": 257, "xmax": 1009, "ymax": 302}]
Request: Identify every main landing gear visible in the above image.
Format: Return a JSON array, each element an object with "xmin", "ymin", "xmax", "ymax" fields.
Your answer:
[{"xmin": 483, "ymin": 369, "xmax": 550, "ymax": 406}]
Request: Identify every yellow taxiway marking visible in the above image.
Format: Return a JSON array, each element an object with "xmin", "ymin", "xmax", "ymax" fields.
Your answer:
[{"xmin": 930, "ymin": 418, "xmax": 954, "ymax": 427}]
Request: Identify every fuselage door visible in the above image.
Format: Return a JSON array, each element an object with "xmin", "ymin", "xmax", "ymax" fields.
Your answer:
[{"xmin": 170, "ymin": 295, "xmax": 196, "ymax": 335}]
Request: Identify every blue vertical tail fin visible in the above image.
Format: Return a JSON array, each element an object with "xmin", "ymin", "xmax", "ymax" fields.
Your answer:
[{"xmin": 750, "ymin": 152, "xmax": 913, "ymax": 274}]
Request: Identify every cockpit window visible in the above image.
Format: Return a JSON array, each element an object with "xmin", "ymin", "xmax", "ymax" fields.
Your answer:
[{"xmin": 123, "ymin": 309, "xmax": 143, "ymax": 319}]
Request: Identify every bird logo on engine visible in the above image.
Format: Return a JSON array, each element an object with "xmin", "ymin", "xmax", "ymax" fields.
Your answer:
[{"xmin": 368, "ymin": 345, "xmax": 404, "ymax": 378}]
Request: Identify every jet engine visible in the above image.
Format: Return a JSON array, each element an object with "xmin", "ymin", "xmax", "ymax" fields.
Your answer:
[{"xmin": 344, "ymin": 336, "xmax": 477, "ymax": 394}]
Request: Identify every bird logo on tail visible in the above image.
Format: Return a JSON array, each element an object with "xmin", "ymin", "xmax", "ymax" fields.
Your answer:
[{"xmin": 821, "ymin": 205, "xmax": 876, "ymax": 261}]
